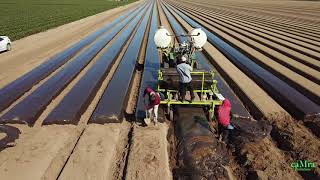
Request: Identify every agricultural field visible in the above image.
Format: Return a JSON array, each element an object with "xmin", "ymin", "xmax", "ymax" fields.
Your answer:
[
  {"xmin": 0, "ymin": 0, "xmax": 319, "ymax": 179},
  {"xmin": 0, "ymin": 0, "xmax": 136, "ymax": 40}
]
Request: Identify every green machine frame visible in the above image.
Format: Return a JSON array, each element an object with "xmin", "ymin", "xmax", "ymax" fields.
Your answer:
[{"xmin": 157, "ymin": 70, "xmax": 224, "ymax": 120}]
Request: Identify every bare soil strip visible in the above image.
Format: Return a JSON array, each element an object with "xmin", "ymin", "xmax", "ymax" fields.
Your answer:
[
  {"xmin": 124, "ymin": 124, "xmax": 172, "ymax": 180},
  {"xmin": 120, "ymin": 3, "xmax": 172, "ymax": 179},
  {"xmin": 0, "ymin": 126, "xmax": 80, "ymax": 180},
  {"xmin": 57, "ymin": 124, "xmax": 131, "ymax": 180}
]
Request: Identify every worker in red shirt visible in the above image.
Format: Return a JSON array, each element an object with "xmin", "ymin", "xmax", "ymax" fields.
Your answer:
[
  {"xmin": 217, "ymin": 98, "xmax": 234, "ymax": 141},
  {"xmin": 143, "ymin": 87, "xmax": 161, "ymax": 125}
]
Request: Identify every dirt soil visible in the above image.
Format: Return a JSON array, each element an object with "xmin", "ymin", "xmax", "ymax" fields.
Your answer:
[
  {"xmin": 125, "ymin": 123, "xmax": 172, "ymax": 180},
  {"xmin": 0, "ymin": 125, "xmax": 80, "ymax": 180},
  {"xmin": 268, "ymin": 113, "xmax": 320, "ymax": 177},
  {"xmin": 58, "ymin": 123, "xmax": 131, "ymax": 180},
  {"xmin": 239, "ymin": 137, "xmax": 301, "ymax": 180},
  {"xmin": 0, "ymin": 133, "xmax": 5, "ymax": 140}
]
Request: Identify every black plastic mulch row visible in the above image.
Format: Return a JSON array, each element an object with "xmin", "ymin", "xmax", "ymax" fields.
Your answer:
[
  {"xmin": 0, "ymin": 4, "xmax": 147, "ymax": 126},
  {"xmin": 88, "ymin": 4, "xmax": 153, "ymax": 124},
  {"xmin": 174, "ymin": 107, "xmax": 230, "ymax": 179},
  {"xmin": 135, "ymin": 2, "xmax": 161, "ymax": 120},
  {"xmin": 0, "ymin": 5, "xmax": 142, "ymax": 113},
  {"xmin": 171, "ymin": 3, "xmax": 320, "ymax": 93},
  {"xmin": 189, "ymin": 7, "xmax": 320, "ymax": 62},
  {"xmin": 0, "ymin": 125, "xmax": 20, "ymax": 152},
  {"xmin": 42, "ymin": 4, "xmax": 151, "ymax": 125},
  {"xmin": 164, "ymin": 1, "xmax": 320, "ymax": 119},
  {"xmin": 161, "ymin": 2, "xmax": 250, "ymax": 117}
]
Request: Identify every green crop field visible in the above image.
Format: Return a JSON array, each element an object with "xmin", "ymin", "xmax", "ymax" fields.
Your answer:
[{"xmin": 0, "ymin": 0, "xmax": 137, "ymax": 40}]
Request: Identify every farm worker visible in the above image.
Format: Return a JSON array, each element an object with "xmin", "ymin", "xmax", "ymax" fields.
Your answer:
[
  {"xmin": 217, "ymin": 98, "xmax": 234, "ymax": 142},
  {"xmin": 176, "ymin": 55, "xmax": 195, "ymax": 102},
  {"xmin": 143, "ymin": 87, "xmax": 161, "ymax": 125}
]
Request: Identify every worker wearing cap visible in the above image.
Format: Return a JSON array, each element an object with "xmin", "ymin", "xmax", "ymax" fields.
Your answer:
[
  {"xmin": 143, "ymin": 87, "xmax": 161, "ymax": 125},
  {"xmin": 176, "ymin": 55, "xmax": 195, "ymax": 102}
]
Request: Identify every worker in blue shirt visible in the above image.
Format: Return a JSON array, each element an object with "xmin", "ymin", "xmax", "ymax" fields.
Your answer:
[{"xmin": 176, "ymin": 55, "xmax": 195, "ymax": 102}]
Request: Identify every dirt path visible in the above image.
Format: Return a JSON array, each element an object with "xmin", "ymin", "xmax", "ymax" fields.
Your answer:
[
  {"xmin": 0, "ymin": 0, "xmax": 141, "ymax": 88},
  {"xmin": 58, "ymin": 123, "xmax": 131, "ymax": 180},
  {"xmin": 124, "ymin": 124, "xmax": 172, "ymax": 180},
  {"xmin": 0, "ymin": 125, "xmax": 80, "ymax": 180},
  {"xmin": 123, "ymin": 3, "xmax": 172, "ymax": 178}
]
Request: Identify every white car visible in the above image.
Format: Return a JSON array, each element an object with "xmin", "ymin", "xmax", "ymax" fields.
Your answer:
[{"xmin": 0, "ymin": 36, "xmax": 12, "ymax": 52}]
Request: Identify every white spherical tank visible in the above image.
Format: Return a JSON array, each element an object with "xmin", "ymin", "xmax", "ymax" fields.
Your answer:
[
  {"xmin": 154, "ymin": 27, "xmax": 172, "ymax": 48},
  {"xmin": 189, "ymin": 28, "xmax": 207, "ymax": 49}
]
